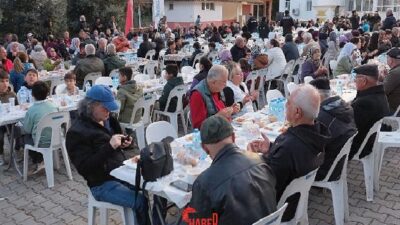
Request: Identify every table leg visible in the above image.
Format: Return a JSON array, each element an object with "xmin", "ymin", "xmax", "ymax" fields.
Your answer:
[{"xmin": 5, "ymin": 124, "xmax": 22, "ymax": 176}]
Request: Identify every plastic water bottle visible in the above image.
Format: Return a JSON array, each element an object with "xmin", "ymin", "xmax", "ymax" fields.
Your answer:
[
  {"xmin": 268, "ymin": 99, "xmax": 277, "ymax": 118},
  {"xmin": 351, "ymin": 69, "xmax": 356, "ymax": 82},
  {"xmin": 193, "ymin": 129, "xmax": 206, "ymax": 160},
  {"xmin": 85, "ymin": 81, "xmax": 91, "ymax": 92},
  {"xmin": 19, "ymin": 88, "xmax": 27, "ymax": 104},
  {"xmin": 337, "ymin": 80, "xmax": 343, "ymax": 96},
  {"xmin": 60, "ymin": 60, "xmax": 65, "ymax": 70},
  {"xmin": 112, "ymin": 77, "xmax": 119, "ymax": 89},
  {"xmin": 276, "ymin": 98, "xmax": 286, "ymax": 122}
]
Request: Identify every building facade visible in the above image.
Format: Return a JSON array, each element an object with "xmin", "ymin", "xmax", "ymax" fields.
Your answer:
[
  {"xmin": 164, "ymin": 0, "xmax": 273, "ymax": 29},
  {"xmin": 279, "ymin": 0, "xmax": 400, "ymax": 21}
]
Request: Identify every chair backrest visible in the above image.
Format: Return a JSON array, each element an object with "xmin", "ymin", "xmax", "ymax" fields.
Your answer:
[
  {"xmin": 252, "ymin": 203, "xmax": 288, "ymax": 225},
  {"xmin": 394, "ymin": 105, "xmax": 400, "ymax": 116},
  {"xmin": 146, "ymin": 121, "xmax": 178, "ymax": 144},
  {"xmin": 95, "ymin": 77, "xmax": 113, "ymax": 87},
  {"xmin": 133, "ymin": 74, "xmax": 151, "ymax": 82},
  {"xmin": 109, "ymin": 69, "xmax": 120, "ymax": 79},
  {"xmin": 34, "ymin": 111, "xmax": 70, "ymax": 148},
  {"xmin": 192, "ymin": 53, "xmax": 205, "ymax": 68},
  {"xmin": 304, "ymin": 76, "xmax": 314, "ymax": 84},
  {"xmin": 266, "ymin": 89, "xmax": 284, "ymax": 104},
  {"xmin": 281, "ymin": 60, "xmax": 296, "ymax": 77},
  {"xmin": 143, "ymin": 60, "xmax": 159, "ymax": 79},
  {"xmin": 145, "ymin": 49, "xmax": 156, "ymax": 60},
  {"xmin": 54, "ymin": 83, "xmax": 67, "ymax": 96},
  {"xmin": 195, "ymin": 63, "xmax": 200, "ymax": 71},
  {"xmin": 83, "ymin": 72, "xmax": 102, "ymax": 87},
  {"xmin": 287, "ymin": 82, "xmax": 298, "ymax": 95},
  {"xmin": 330, "ymin": 60, "xmax": 338, "ymax": 71},
  {"xmin": 129, "ymin": 93, "xmax": 157, "ymax": 125},
  {"xmin": 126, "ymin": 62, "xmax": 140, "ymax": 72},
  {"xmin": 164, "ymin": 85, "xmax": 187, "ymax": 113},
  {"xmin": 353, "ymin": 119, "xmax": 382, "ymax": 160},
  {"xmin": 49, "ymin": 77, "xmax": 65, "ymax": 95},
  {"xmin": 317, "ymin": 132, "xmax": 357, "ymax": 182},
  {"xmin": 208, "ymin": 51, "xmax": 219, "ymax": 62},
  {"xmin": 291, "ymin": 58, "xmax": 305, "ymax": 83},
  {"xmin": 181, "ymin": 66, "xmax": 195, "ymax": 75},
  {"xmin": 277, "ymin": 169, "xmax": 318, "ymax": 224}
]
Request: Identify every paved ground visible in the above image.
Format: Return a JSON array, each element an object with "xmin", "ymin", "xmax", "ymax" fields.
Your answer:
[{"xmin": 1, "ymin": 146, "xmax": 399, "ymax": 225}]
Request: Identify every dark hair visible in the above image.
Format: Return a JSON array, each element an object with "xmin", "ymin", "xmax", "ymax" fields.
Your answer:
[
  {"xmin": 165, "ymin": 64, "xmax": 178, "ymax": 77},
  {"xmin": 239, "ymin": 58, "xmax": 251, "ymax": 72},
  {"xmin": 285, "ymin": 34, "xmax": 293, "ymax": 42},
  {"xmin": 193, "ymin": 42, "xmax": 201, "ymax": 50},
  {"xmin": 143, "ymin": 33, "xmax": 148, "ymax": 42},
  {"xmin": 64, "ymin": 71, "xmax": 76, "ymax": 81},
  {"xmin": 199, "ymin": 56, "xmax": 212, "ymax": 71},
  {"xmin": 32, "ymin": 81, "xmax": 49, "ymax": 100},
  {"xmin": 208, "ymin": 42, "xmax": 216, "ymax": 49},
  {"xmin": 119, "ymin": 67, "xmax": 133, "ymax": 81},
  {"xmin": 26, "ymin": 68, "xmax": 38, "ymax": 76},
  {"xmin": 270, "ymin": 39, "xmax": 279, "ymax": 47},
  {"xmin": 350, "ymin": 37, "xmax": 360, "ymax": 45},
  {"xmin": 0, "ymin": 70, "xmax": 9, "ymax": 80},
  {"xmin": 167, "ymin": 39, "xmax": 175, "ymax": 47},
  {"xmin": 79, "ymin": 43, "xmax": 86, "ymax": 49},
  {"xmin": 133, "ymin": 32, "xmax": 138, "ymax": 37}
]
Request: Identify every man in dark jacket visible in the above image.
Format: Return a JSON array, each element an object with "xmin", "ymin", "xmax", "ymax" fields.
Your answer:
[
  {"xmin": 258, "ymin": 17, "xmax": 270, "ymax": 40},
  {"xmin": 189, "ymin": 115, "xmax": 276, "ymax": 225},
  {"xmin": 384, "ymin": 47, "xmax": 400, "ymax": 113},
  {"xmin": 310, "ymin": 78, "xmax": 357, "ymax": 181},
  {"xmin": 382, "ymin": 9, "xmax": 397, "ymax": 30},
  {"xmin": 248, "ymin": 84, "xmax": 329, "ymax": 221},
  {"xmin": 158, "ymin": 64, "xmax": 184, "ymax": 112},
  {"xmin": 280, "ymin": 10, "xmax": 294, "ymax": 36},
  {"xmin": 137, "ymin": 34, "xmax": 154, "ymax": 58},
  {"xmin": 230, "ymin": 37, "xmax": 248, "ymax": 62},
  {"xmin": 247, "ymin": 14, "xmax": 258, "ymax": 33},
  {"xmin": 350, "ymin": 64, "xmax": 390, "ymax": 159},
  {"xmin": 103, "ymin": 43, "xmax": 126, "ymax": 76},
  {"xmin": 66, "ymin": 85, "xmax": 148, "ymax": 225},
  {"xmin": 74, "ymin": 44, "xmax": 105, "ymax": 88},
  {"xmin": 350, "ymin": 10, "xmax": 360, "ymax": 30},
  {"xmin": 282, "ymin": 34, "xmax": 300, "ymax": 62}
]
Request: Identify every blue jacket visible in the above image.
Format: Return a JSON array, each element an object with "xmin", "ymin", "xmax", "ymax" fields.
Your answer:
[{"xmin": 9, "ymin": 63, "xmax": 32, "ymax": 92}]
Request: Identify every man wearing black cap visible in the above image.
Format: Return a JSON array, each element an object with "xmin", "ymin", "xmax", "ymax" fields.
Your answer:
[
  {"xmin": 384, "ymin": 47, "xmax": 400, "ymax": 113},
  {"xmin": 349, "ymin": 64, "xmax": 390, "ymax": 159},
  {"xmin": 309, "ymin": 78, "xmax": 357, "ymax": 181},
  {"xmin": 189, "ymin": 115, "xmax": 276, "ymax": 225},
  {"xmin": 280, "ymin": 10, "xmax": 295, "ymax": 36}
]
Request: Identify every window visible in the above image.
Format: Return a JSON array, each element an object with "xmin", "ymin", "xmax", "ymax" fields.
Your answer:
[
  {"xmin": 306, "ymin": 0, "xmax": 312, "ymax": 11},
  {"xmin": 285, "ymin": 0, "xmax": 290, "ymax": 11},
  {"xmin": 202, "ymin": 2, "xmax": 215, "ymax": 11},
  {"xmin": 169, "ymin": 3, "xmax": 173, "ymax": 10}
]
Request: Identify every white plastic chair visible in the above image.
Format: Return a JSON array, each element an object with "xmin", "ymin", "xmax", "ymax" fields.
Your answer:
[
  {"xmin": 145, "ymin": 121, "xmax": 178, "ymax": 144},
  {"xmin": 145, "ymin": 49, "xmax": 156, "ymax": 60},
  {"xmin": 330, "ymin": 60, "xmax": 338, "ymax": 72},
  {"xmin": 252, "ymin": 203, "xmax": 288, "ymax": 225},
  {"xmin": 23, "ymin": 111, "xmax": 73, "ymax": 188},
  {"xmin": 195, "ymin": 63, "xmax": 200, "ymax": 71},
  {"xmin": 192, "ymin": 53, "xmax": 204, "ymax": 68},
  {"xmin": 313, "ymin": 133, "xmax": 357, "ymax": 225},
  {"xmin": 143, "ymin": 60, "xmax": 159, "ymax": 79},
  {"xmin": 95, "ymin": 77, "xmax": 113, "ymax": 87},
  {"xmin": 49, "ymin": 77, "xmax": 65, "ymax": 95},
  {"xmin": 109, "ymin": 69, "xmax": 120, "ymax": 79},
  {"xmin": 277, "ymin": 169, "xmax": 318, "ymax": 225},
  {"xmin": 266, "ymin": 89, "xmax": 284, "ymax": 104},
  {"xmin": 153, "ymin": 85, "xmax": 188, "ymax": 134},
  {"xmin": 133, "ymin": 74, "xmax": 151, "ymax": 83},
  {"xmin": 374, "ymin": 117, "xmax": 400, "ymax": 190},
  {"xmin": 245, "ymin": 71, "xmax": 265, "ymax": 109},
  {"xmin": 88, "ymin": 190, "xmax": 136, "ymax": 225},
  {"xmin": 181, "ymin": 66, "xmax": 195, "ymax": 75},
  {"xmin": 290, "ymin": 58, "xmax": 305, "ymax": 84},
  {"xmin": 303, "ymin": 76, "xmax": 314, "ymax": 84},
  {"xmin": 54, "ymin": 83, "xmax": 66, "ymax": 96},
  {"xmin": 287, "ymin": 82, "xmax": 298, "ymax": 95},
  {"xmin": 207, "ymin": 51, "xmax": 218, "ymax": 62},
  {"xmin": 84, "ymin": 72, "xmax": 102, "ymax": 88},
  {"xmin": 351, "ymin": 119, "xmax": 383, "ymax": 202},
  {"xmin": 120, "ymin": 94, "xmax": 157, "ymax": 150}
]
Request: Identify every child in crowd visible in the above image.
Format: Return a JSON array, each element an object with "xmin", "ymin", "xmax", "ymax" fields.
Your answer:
[
  {"xmin": 0, "ymin": 70, "xmax": 17, "ymax": 165},
  {"xmin": 158, "ymin": 64, "xmax": 184, "ymax": 112},
  {"xmin": 59, "ymin": 72, "xmax": 79, "ymax": 96},
  {"xmin": 23, "ymin": 81, "xmax": 58, "ymax": 173},
  {"xmin": 117, "ymin": 67, "xmax": 143, "ymax": 123},
  {"xmin": 17, "ymin": 68, "xmax": 39, "ymax": 104}
]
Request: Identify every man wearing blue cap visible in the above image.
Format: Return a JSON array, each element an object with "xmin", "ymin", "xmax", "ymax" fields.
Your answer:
[{"xmin": 66, "ymin": 85, "xmax": 149, "ymax": 224}]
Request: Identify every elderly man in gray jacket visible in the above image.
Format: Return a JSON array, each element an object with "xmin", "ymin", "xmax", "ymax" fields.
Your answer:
[{"xmin": 74, "ymin": 44, "xmax": 105, "ymax": 88}]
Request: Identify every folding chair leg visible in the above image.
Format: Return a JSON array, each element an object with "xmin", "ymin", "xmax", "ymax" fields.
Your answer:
[
  {"xmin": 99, "ymin": 208, "xmax": 108, "ymax": 225},
  {"xmin": 374, "ymin": 143, "xmax": 385, "ymax": 191},
  {"xmin": 43, "ymin": 151, "xmax": 55, "ymax": 188},
  {"xmin": 180, "ymin": 113, "xmax": 187, "ymax": 134},
  {"xmin": 170, "ymin": 115, "xmax": 179, "ymax": 135},
  {"xmin": 343, "ymin": 179, "xmax": 350, "ymax": 221},
  {"xmin": 54, "ymin": 150, "xmax": 61, "ymax": 170},
  {"xmin": 88, "ymin": 205, "xmax": 96, "ymax": 225}
]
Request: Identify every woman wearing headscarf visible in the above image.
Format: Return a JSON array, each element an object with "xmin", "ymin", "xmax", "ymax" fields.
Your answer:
[
  {"xmin": 47, "ymin": 47, "xmax": 61, "ymax": 61},
  {"xmin": 219, "ymin": 49, "xmax": 233, "ymax": 66},
  {"xmin": 323, "ymin": 32, "xmax": 339, "ymax": 70},
  {"xmin": 30, "ymin": 45, "xmax": 48, "ymax": 71},
  {"xmin": 301, "ymin": 47, "xmax": 328, "ymax": 82},
  {"xmin": 334, "ymin": 44, "xmax": 361, "ymax": 76},
  {"xmin": 69, "ymin": 38, "xmax": 81, "ymax": 55}
]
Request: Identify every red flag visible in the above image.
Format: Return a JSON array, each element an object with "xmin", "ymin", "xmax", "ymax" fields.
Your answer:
[{"xmin": 125, "ymin": 0, "xmax": 134, "ymax": 34}]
